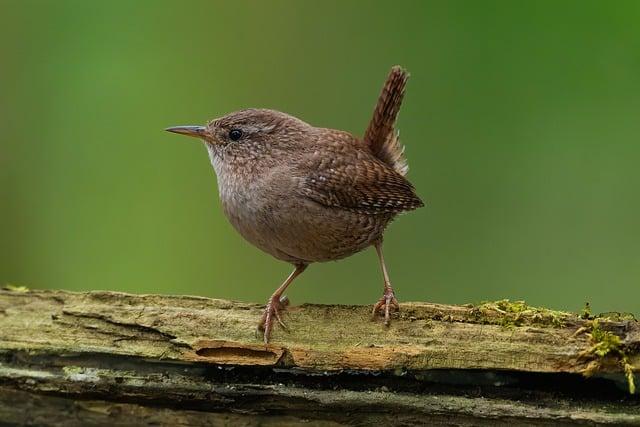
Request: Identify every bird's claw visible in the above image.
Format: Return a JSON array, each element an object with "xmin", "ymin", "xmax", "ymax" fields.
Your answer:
[
  {"xmin": 372, "ymin": 287, "xmax": 399, "ymax": 326},
  {"xmin": 258, "ymin": 295, "xmax": 290, "ymax": 343}
]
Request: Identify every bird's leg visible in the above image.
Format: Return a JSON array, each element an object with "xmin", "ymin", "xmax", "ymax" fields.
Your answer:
[
  {"xmin": 258, "ymin": 264, "xmax": 307, "ymax": 343},
  {"xmin": 372, "ymin": 241, "xmax": 399, "ymax": 325}
]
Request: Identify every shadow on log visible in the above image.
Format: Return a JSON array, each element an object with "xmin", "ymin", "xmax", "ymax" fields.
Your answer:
[{"xmin": 0, "ymin": 288, "xmax": 638, "ymax": 425}]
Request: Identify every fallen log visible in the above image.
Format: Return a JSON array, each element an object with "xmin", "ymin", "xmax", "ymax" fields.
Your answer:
[{"xmin": 0, "ymin": 288, "xmax": 638, "ymax": 425}]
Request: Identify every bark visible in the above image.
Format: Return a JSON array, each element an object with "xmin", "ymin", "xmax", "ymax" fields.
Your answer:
[{"xmin": 0, "ymin": 288, "xmax": 638, "ymax": 426}]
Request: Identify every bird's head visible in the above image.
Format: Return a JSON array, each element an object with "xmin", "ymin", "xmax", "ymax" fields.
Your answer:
[{"xmin": 166, "ymin": 108, "xmax": 312, "ymax": 158}]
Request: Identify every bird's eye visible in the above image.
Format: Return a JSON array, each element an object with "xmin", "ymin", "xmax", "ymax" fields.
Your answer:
[{"xmin": 228, "ymin": 129, "xmax": 243, "ymax": 141}]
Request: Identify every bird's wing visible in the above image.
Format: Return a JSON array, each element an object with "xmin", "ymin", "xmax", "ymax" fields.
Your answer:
[
  {"xmin": 299, "ymin": 151, "xmax": 423, "ymax": 215},
  {"xmin": 363, "ymin": 66, "xmax": 409, "ymax": 176}
]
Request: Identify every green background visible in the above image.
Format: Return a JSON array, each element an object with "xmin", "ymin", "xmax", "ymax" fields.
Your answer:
[{"xmin": 2, "ymin": 1, "xmax": 639, "ymax": 315}]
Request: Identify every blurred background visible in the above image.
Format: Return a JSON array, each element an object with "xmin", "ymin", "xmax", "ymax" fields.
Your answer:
[{"xmin": 1, "ymin": 1, "xmax": 639, "ymax": 315}]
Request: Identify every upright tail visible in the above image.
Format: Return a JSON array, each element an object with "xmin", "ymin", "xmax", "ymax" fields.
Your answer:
[{"xmin": 363, "ymin": 66, "xmax": 410, "ymax": 176}]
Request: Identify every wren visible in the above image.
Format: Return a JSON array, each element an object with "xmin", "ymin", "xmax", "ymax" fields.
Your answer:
[{"xmin": 166, "ymin": 66, "xmax": 423, "ymax": 343}]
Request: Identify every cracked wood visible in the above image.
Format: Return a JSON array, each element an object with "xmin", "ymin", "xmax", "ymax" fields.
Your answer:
[{"xmin": 0, "ymin": 289, "xmax": 638, "ymax": 373}]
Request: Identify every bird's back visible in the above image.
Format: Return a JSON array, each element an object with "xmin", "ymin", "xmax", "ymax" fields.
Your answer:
[{"xmin": 299, "ymin": 128, "xmax": 423, "ymax": 216}]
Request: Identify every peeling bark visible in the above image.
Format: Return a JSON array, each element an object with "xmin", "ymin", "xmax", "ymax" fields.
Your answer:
[{"xmin": 0, "ymin": 289, "xmax": 638, "ymax": 425}]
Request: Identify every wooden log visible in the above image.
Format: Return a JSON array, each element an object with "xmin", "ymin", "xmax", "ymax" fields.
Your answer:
[{"xmin": 0, "ymin": 288, "xmax": 638, "ymax": 425}]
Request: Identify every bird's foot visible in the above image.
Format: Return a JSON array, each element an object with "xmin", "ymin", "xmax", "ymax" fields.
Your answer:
[
  {"xmin": 257, "ymin": 295, "xmax": 290, "ymax": 343},
  {"xmin": 372, "ymin": 286, "xmax": 399, "ymax": 326}
]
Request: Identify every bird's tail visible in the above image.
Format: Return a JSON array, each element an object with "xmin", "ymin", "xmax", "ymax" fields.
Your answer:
[{"xmin": 363, "ymin": 66, "xmax": 409, "ymax": 176}]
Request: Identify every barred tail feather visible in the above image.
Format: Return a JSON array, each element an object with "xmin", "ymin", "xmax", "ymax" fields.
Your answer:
[{"xmin": 363, "ymin": 66, "xmax": 410, "ymax": 176}]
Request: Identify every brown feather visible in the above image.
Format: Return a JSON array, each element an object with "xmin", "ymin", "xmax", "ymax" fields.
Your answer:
[
  {"xmin": 300, "ymin": 130, "xmax": 423, "ymax": 215},
  {"xmin": 363, "ymin": 66, "xmax": 410, "ymax": 176}
]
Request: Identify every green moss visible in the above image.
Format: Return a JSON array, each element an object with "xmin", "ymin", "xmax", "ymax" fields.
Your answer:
[
  {"xmin": 2, "ymin": 284, "xmax": 29, "ymax": 293},
  {"xmin": 584, "ymin": 320, "xmax": 636, "ymax": 394},
  {"xmin": 495, "ymin": 300, "xmax": 527, "ymax": 313},
  {"xmin": 471, "ymin": 299, "xmax": 569, "ymax": 328},
  {"xmin": 595, "ymin": 312, "xmax": 637, "ymax": 322},
  {"xmin": 589, "ymin": 320, "xmax": 622, "ymax": 357},
  {"xmin": 624, "ymin": 357, "xmax": 636, "ymax": 395},
  {"xmin": 580, "ymin": 302, "xmax": 592, "ymax": 320}
]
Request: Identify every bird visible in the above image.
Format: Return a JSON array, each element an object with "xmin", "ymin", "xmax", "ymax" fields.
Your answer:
[{"xmin": 166, "ymin": 66, "xmax": 423, "ymax": 343}]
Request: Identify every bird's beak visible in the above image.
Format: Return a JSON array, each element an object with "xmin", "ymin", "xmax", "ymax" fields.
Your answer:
[{"xmin": 165, "ymin": 125, "xmax": 207, "ymax": 139}]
